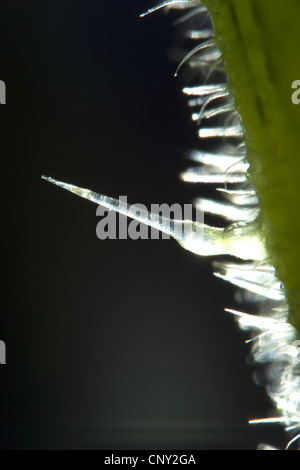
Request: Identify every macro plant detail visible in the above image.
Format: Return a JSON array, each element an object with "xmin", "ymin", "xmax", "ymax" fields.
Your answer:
[{"xmin": 43, "ymin": 0, "xmax": 300, "ymax": 449}]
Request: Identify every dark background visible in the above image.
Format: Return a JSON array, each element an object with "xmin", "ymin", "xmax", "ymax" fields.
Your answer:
[{"xmin": 0, "ymin": 0, "xmax": 285, "ymax": 449}]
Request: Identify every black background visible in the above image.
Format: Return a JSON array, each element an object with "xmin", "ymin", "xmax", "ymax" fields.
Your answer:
[{"xmin": 0, "ymin": 0, "xmax": 285, "ymax": 449}]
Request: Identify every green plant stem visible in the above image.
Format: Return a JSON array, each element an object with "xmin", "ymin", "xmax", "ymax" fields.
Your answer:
[{"xmin": 203, "ymin": 0, "xmax": 300, "ymax": 332}]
